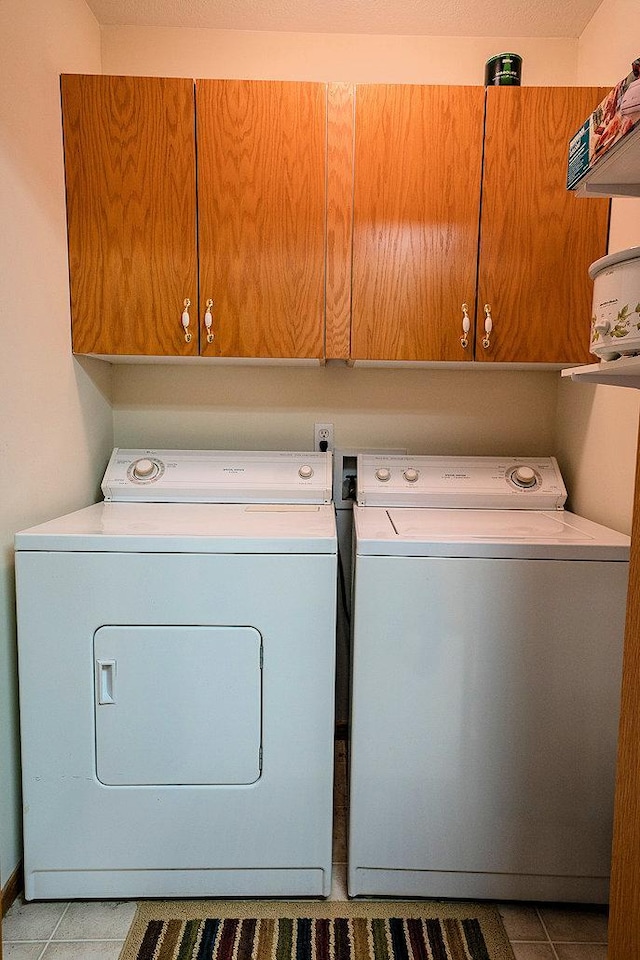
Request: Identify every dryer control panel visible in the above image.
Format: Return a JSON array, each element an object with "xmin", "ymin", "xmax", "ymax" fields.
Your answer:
[
  {"xmin": 102, "ymin": 449, "xmax": 333, "ymax": 503},
  {"xmin": 356, "ymin": 456, "xmax": 567, "ymax": 509}
]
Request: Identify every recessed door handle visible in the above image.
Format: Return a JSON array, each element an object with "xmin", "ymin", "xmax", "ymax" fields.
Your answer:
[{"xmin": 97, "ymin": 659, "xmax": 116, "ymax": 704}]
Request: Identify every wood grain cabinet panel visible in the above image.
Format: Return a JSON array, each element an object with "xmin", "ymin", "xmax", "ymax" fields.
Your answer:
[
  {"xmin": 325, "ymin": 82, "xmax": 355, "ymax": 360},
  {"xmin": 351, "ymin": 85, "xmax": 485, "ymax": 362},
  {"xmin": 196, "ymin": 80, "xmax": 326, "ymax": 359},
  {"xmin": 63, "ymin": 76, "xmax": 329, "ymax": 359},
  {"xmin": 61, "ymin": 75, "xmax": 198, "ymax": 356},
  {"xmin": 350, "ymin": 84, "xmax": 610, "ymax": 365},
  {"xmin": 62, "ymin": 78, "xmax": 610, "ymax": 364},
  {"xmin": 477, "ymin": 86, "xmax": 610, "ymax": 363}
]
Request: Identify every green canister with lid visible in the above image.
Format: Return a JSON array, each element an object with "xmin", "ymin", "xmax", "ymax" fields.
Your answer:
[{"xmin": 485, "ymin": 53, "xmax": 522, "ymax": 85}]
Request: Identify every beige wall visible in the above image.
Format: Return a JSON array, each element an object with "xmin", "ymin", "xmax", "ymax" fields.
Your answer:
[
  {"xmin": 556, "ymin": 0, "xmax": 640, "ymax": 531},
  {"xmin": 102, "ymin": 27, "xmax": 577, "ymax": 85},
  {"xmin": 0, "ymin": 0, "xmax": 113, "ymax": 886},
  {"xmin": 113, "ymin": 364, "xmax": 558, "ymax": 456},
  {"xmin": 105, "ymin": 29, "xmax": 578, "ymax": 498}
]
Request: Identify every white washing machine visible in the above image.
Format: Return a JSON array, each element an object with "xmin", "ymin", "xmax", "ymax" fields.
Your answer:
[
  {"xmin": 15, "ymin": 449, "xmax": 337, "ymax": 900},
  {"xmin": 348, "ymin": 455, "xmax": 630, "ymax": 903}
]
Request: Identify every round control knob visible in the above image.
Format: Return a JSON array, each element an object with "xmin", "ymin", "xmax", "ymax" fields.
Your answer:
[
  {"xmin": 299, "ymin": 464, "xmax": 314, "ymax": 479},
  {"xmin": 512, "ymin": 465, "xmax": 537, "ymax": 487},
  {"xmin": 403, "ymin": 468, "xmax": 419, "ymax": 483},
  {"xmin": 132, "ymin": 458, "xmax": 158, "ymax": 480},
  {"xmin": 375, "ymin": 468, "xmax": 391, "ymax": 482}
]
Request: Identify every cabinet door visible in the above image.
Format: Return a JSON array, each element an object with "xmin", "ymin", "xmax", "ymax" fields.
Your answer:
[
  {"xmin": 351, "ymin": 85, "xmax": 485, "ymax": 361},
  {"xmin": 94, "ymin": 626, "xmax": 262, "ymax": 786},
  {"xmin": 477, "ymin": 87, "xmax": 610, "ymax": 363},
  {"xmin": 196, "ymin": 80, "xmax": 326, "ymax": 359},
  {"xmin": 61, "ymin": 75, "xmax": 198, "ymax": 356}
]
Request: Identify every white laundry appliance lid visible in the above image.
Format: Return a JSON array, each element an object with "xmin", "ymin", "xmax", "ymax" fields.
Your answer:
[
  {"xmin": 102, "ymin": 449, "xmax": 333, "ymax": 503},
  {"xmin": 16, "ymin": 448, "xmax": 337, "ymax": 552},
  {"xmin": 15, "ymin": 501, "xmax": 337, "ymax": 553},
  {"xmin": 354, "ymin": 506, "xmax": 630, "ymax": 560}
]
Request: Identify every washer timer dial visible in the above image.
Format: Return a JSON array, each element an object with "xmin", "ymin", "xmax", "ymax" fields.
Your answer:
[
  {"xmin": 128, "ymin": 457, "xmax": 164, "ymax": 483},
  {"xmin": 508, "ymin": 465, "xmax": 540, "ymax": 490}
]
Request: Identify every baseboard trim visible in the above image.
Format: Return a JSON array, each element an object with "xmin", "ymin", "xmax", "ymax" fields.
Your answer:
[{"xmin": 1, "ymin": 861, "xmax": 23, "ymax": 916}]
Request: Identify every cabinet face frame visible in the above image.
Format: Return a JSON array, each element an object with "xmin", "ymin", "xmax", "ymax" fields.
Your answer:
[
  {"xmin": 61, "ymin": 75, "xmax": 198, "ymax": 357},
  {"xmin": 349, "ymin": 84, "xmax": 486, "ymax": 362}
]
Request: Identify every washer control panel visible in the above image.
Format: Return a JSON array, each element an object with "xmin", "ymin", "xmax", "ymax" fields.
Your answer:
[
  {"xmin": 357, "ymin": 456, "xmax": 567, "ymax": 509},
  {"xmin": 102, "ymin": 449, "xmax": 333, "ymax": 503}
]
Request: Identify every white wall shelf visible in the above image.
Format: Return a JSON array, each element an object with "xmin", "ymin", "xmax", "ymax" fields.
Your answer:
[
  {"xmin": 562, "ymin": 355, "xmax": 640, "ymax": 387},
  {"xmin": 566, "ymin": 115, "xmax": 640, "ymax": 383},
  {"xmin": 574, "ymin": 125, "xmax": 640, "ymax": 198}
]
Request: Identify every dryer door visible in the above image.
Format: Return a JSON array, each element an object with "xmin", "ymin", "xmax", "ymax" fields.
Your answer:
[{"xmin": 94, "ymin": 625, "xmax": 262, "ymax": 785}]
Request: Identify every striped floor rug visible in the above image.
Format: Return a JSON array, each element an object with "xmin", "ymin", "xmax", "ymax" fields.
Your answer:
[{"xmin": 118, "ymin": 900, "xmax": 514, "ymax": 960}]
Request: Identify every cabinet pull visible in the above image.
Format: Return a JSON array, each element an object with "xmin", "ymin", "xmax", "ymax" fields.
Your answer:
[
  {"xmin": 482, "ymin": 304, "xmax": 493, "ymax": 350},
  {"xmin": 204, "ymin": 299, "xmax": 214, "ymax": 343},
  {"xmin": 460, "ymin": 302, "xmax": 470, "ymax": 349},
  {"xmin": 181, "ymin": 299, "xmax": 192, "ymax": 343}
]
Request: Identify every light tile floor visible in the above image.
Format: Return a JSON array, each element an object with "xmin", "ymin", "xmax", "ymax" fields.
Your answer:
[
  {"xmin": 2, "ymin": 742, "xmax": 609, "ymax": 960},
  {"xmin": 2, "ymin": 900, "xmax": 136, "ymax": 959}
]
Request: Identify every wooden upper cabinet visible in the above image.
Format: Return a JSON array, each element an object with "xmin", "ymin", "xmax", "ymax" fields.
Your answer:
[
  {"xmin": 477, "ymin": 86, "xmax": 610, "ymax": 363},
  {"xmin": 61, "ymin": 75, "xmax": 198, "ymax": 356},
  {"xmin": 61, "ymin": 78, "xmax": 610, "ymax": 364},
  {"xmin": 196, "ymin": 80, "xmax": 326, "ymax": 359},
  {"xmin": 351, "ymin": 85, "xmax": 486, "ymax": 361}
]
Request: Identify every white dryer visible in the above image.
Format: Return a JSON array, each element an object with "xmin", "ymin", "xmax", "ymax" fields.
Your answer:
[
  {"xmin": 348, "ymin": 455, "xmax": 629, "ymax": 903},
  {"xmin": 15, "ymin": 449, "xmax": 337, "ymax": 900}
]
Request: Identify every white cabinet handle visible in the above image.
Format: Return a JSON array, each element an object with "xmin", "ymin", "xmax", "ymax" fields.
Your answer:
[
  {"xmin": 482, "ymin": 304, "xmax": 493, "ymax": 349},
  {"xmin": 204, "ymin": 299, "xmax": 214, "ymax": 343},
  {"xmin": 460, "ymin": 302, "xmax": 470, "ymax": 349},
  {"xmin": 181, "ymin": 298, "xmax": 192, "ymax": 343}
]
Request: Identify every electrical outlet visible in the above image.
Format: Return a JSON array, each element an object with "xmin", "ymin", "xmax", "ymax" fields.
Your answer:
[{"xmin": 314, "ymin": 422, "xmax": 334, "ymax": 452}]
